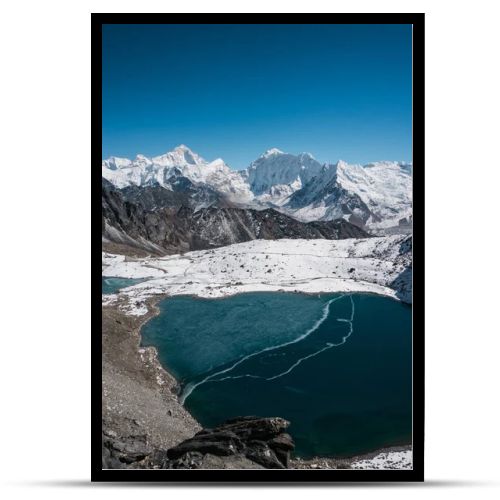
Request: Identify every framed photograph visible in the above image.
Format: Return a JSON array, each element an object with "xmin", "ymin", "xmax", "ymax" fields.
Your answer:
[{"xmin": 94, "ymin": 13, "xmax": 424, "ymax": 482}]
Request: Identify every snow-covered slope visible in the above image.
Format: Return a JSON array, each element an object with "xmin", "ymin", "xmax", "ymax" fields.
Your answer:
[
  {"xmin": 288, "ymin": 160, "xmax": 412, "ymax": 229},
  {"xmin": 336, "ymin": 160, "xmax": 412, "ymax": 228},
  {"xmin": 102, "ymin": 145, "xmax": 412, "ymax": 230},
  {"xmin": 102, "ymin": 235, "xmax": 412, "ymax": 315}
]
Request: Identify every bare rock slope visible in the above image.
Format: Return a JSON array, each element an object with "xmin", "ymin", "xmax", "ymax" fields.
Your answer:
[{"xmin": 102, "ymin": 178, "xmax": 369, "ymax": 255}]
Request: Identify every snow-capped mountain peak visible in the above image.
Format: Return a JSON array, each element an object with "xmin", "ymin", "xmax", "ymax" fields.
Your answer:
[
  {"xmin": 298, "ymin": 152, "xmax": 316, "ymax": 160},
  {"xmin": 152, "ymin": 144, "xmax": 205, "ymax": 167},
  {"xmin": 102, "ymin": 145, "xmax": 255, "ymax": 202},
  {"xmin": 261, "ymin": 148, "xmax": 284, "ymax": 158},
  {"xmin": 103, "ymin": 156, "xmax": 132, "ymax": 171},
  {"xmin": 133, "ymin": 154, "xmax": 152, "ymax": 167},
  {"xmin": 289, "ymin": 159, "xmax": 412, "ymax": 229},
  {"xmin": 246, "ymin": 149, "xmax": 324, "ymax": 201}
]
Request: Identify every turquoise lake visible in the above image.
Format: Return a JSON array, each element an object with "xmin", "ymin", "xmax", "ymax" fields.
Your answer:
[
  {"xmin": 141, "ymin": 292, "xmax": 412, "ymax": 458},
  {"xmin": 102, "ymin": 277, "xmax": 147, "ymax": 295}
]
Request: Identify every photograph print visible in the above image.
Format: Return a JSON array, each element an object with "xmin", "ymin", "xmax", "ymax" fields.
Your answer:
[{"xmin": 95, "ymin": 15, "xmax": 424, "ymax": 482}]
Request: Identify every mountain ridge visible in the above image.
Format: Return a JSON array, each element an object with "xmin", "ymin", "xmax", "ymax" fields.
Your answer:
[
  {"xmin": 102, "ymin": 178, "xmax": 369, "ymax": 256},
  {"xmin": 102, "ymin": 145, "xmax": 412, "ymax": 232}
]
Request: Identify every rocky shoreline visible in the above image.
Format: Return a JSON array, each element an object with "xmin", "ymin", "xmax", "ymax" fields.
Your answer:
[
  {"xmin": 102, "ymin": 295, "xmax": 200, "ymax": 457},
  {"xmin": 102, "ymin": 293, "xmax": 412, "ymax": 470}
]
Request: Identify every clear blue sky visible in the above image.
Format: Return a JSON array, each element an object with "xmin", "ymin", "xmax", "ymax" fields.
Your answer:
[{"xmin": 103, "ymin": 24, "xmax": 412, "ymax": 169}]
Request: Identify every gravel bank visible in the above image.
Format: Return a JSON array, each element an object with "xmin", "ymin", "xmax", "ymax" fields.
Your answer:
[{"xmin": 102, "ymin": 295, "xmax": 200, "ymax": 455}]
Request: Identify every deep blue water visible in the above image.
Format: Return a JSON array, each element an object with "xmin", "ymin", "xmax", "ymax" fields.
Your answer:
[
  {"xmin": 102, "ymin": 277, "xmax": 147, "ymax": 295},
  {"xmin": 141, "ymin": 292, "xmax": 412, "ymax": 458}
]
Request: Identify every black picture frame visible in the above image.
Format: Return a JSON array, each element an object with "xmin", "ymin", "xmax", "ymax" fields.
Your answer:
[{"xmin": 92, "ymin": 13, "xmax": 424, "ymax": 483}]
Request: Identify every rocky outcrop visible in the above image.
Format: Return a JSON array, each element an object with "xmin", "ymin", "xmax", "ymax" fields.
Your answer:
[
  {"xmin": 165, "ymin": 417, "xmax": 295, "ymax": 469},
  {"xmin": 102, "ymin": 416, "xmax": 295, "ymax": 470}
]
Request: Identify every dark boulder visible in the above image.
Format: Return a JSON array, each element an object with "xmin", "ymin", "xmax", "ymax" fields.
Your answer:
[
  {"xmin": 166, "ymin": 430, "xmax": 245, "ymax": 459},
  {"xmin": 268, "ymin": 432, "xmax": 295, "ymax": 467},
  {"xmin": 166, "ymin": 416, "xmax": 295, "ymax": 469}
]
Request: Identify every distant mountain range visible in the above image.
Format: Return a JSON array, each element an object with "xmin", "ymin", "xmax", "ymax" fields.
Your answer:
[
  {"xmin": 102, "ymin": 145, "xmax": 411, "ymax": 254},
  {"xmin": 103, "ymin": 145, "xmax": 412, "ymax": 228}
]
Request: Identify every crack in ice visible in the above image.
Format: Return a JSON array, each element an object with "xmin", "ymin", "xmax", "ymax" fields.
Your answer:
[
  {"xmin": 213, "ymin": 295, "xmax": 355, "ymax": 383},
  {"xmin": 180, "ymin": 294, "xmax": 353, "ymax": 404}
]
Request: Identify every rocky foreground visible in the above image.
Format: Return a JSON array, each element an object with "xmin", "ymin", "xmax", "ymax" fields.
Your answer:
[{"xmin": 103, "ymin": 416, "xmax": 294, "ymax": 469}]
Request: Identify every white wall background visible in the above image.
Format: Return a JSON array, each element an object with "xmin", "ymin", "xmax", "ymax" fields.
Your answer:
[{"xmin": 0, "ymin": 0, "xmax": 499, "ymax": 498}]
